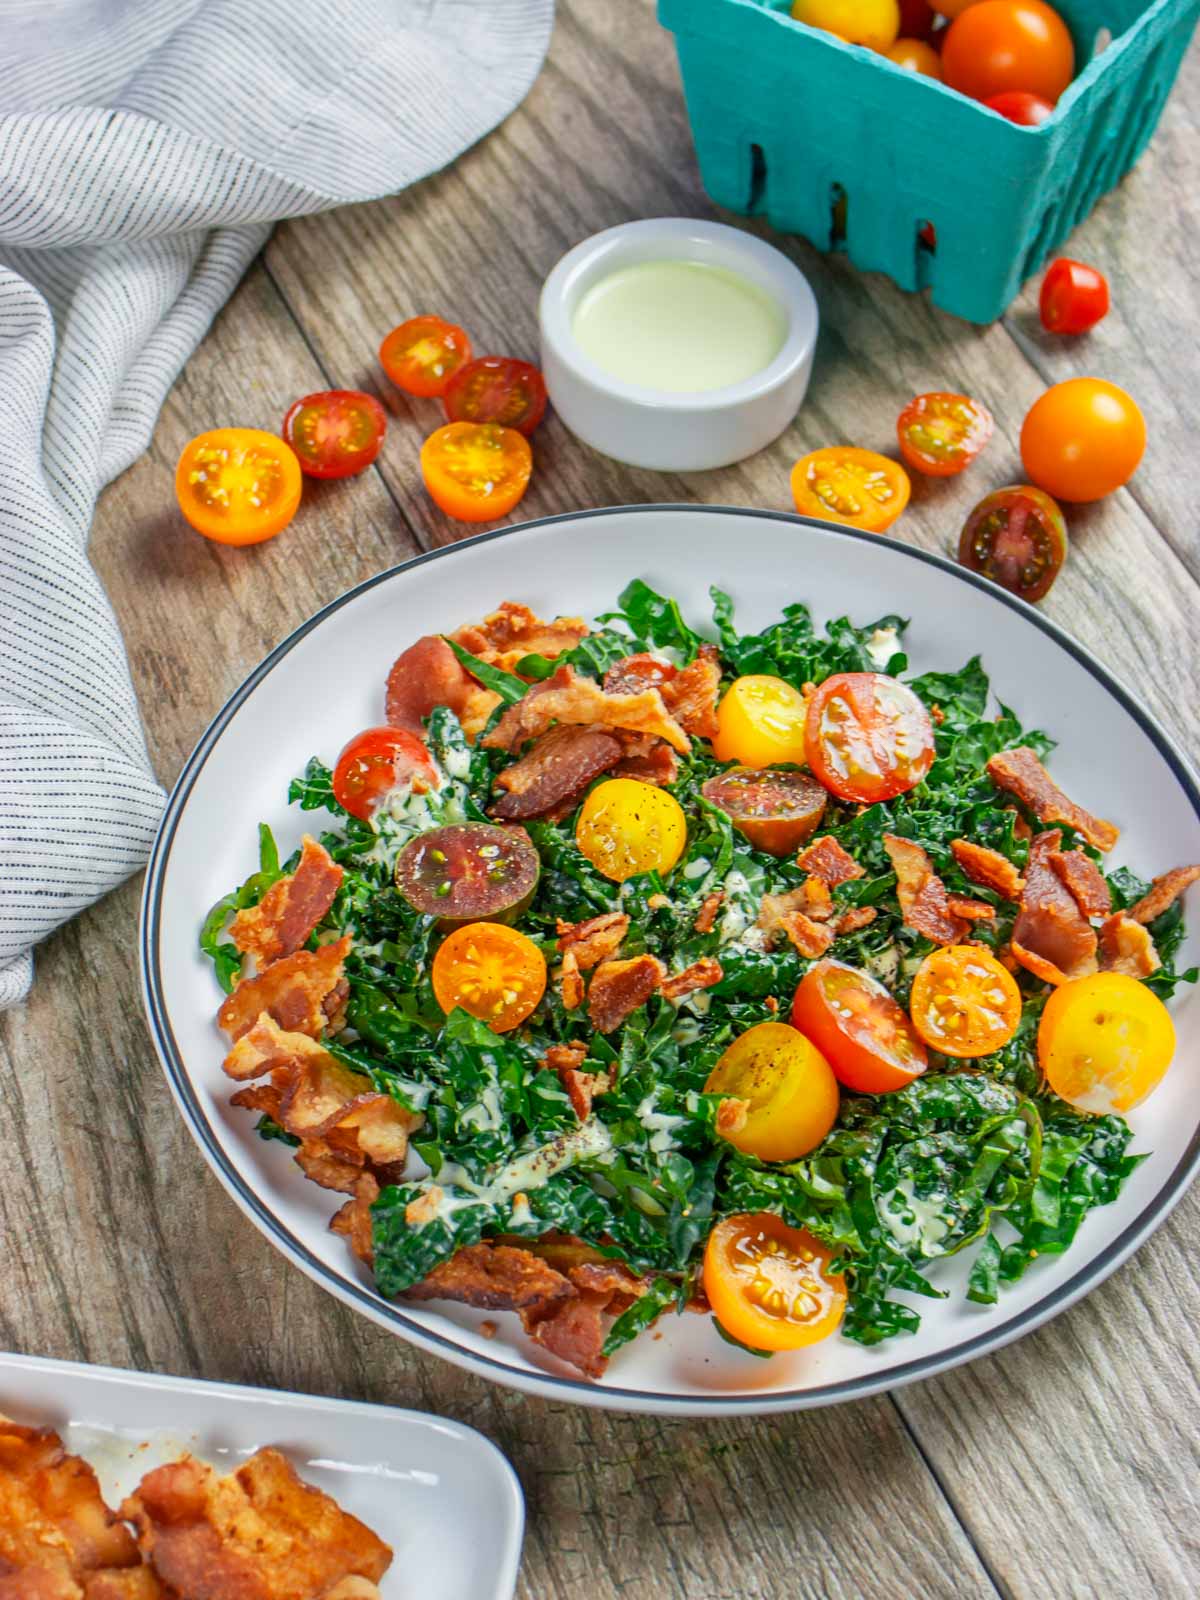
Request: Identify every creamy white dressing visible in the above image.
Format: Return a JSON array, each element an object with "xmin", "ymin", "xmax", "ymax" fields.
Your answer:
[
  {"xmin": 881, "ymin": 1177, "xmax": 952, "ymax": 1252},
  {"xmin": 635, "ymin": 1090, "xmax": 686, "ymax": 1156},
  {"xmin": 865, "ymin": 942, "xmax": 901, "ymax": 986},
  {"xmin": 865, "ymin": 625, "xmax": 901, "ymax": 669},
  {"xmin": 683, "ymin": 857, "xmax": 712, "ymax": 882},
  {"xmin": 411, "ymin": 1119, "xmax": 614, "ymax": 1225}
]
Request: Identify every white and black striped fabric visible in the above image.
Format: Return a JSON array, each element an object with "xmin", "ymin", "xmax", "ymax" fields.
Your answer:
[{"xmin": 0, "ymin": 0, "xmax": 554, "ymax": 1006}]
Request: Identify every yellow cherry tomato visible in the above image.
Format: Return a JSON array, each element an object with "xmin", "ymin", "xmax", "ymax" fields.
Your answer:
[
  {"xmin": 704, "ymin": 1214, "xmax": 847, "ymax": 1351},
  {"xmin": 712, "ymin": 675, "xmax": 809, "ymax": 768},
  {"xmin": 791, "ymin": 447, "xmax": 912, "ymax": 533},
  {"xmin": 175, "ymin": 428, "xmax": 302, "ymax": 546},
  {"xmin": 431, "ymin": 922, "xmax": 547, "ymax": 1032},
  {"xmin": 575, "ymin": 778, "xmax": 687, "ymax": 883},
  {"xmin": 791, "ymin": 0, "xmax": 900, "ymax": 51},
  {"xmin": 705, "ymin": 1021, "xmax": 840, "ymax": 1162},
  {"xmin": 1038, "ymin": 972, "xmax": 1175, "ymax": 1114},
  {"xmin": 886, "ymin": 37, "xmax": 944, "ymax": 77}
]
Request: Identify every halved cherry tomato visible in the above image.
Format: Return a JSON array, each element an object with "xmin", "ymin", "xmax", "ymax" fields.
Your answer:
[
  {"xmin": 886, "ymin": 38, "xmax": 943, "ymax": 78},
  {"xmin": 701, "ymin": 768, "xmax": 827, "ymax": 856},
  {"xmin": 396, "ymin": 823, "xmax": 541, "ymax": 926},
  {"xmin": 1038, "ymin": 971, "xmax": 1175, "ymax": 1113},
  {"xmin": 792, "ymin": 959, "xmax": 928, "ymax": 1092},
  {"xmin": 1020, "ymin": 378, "xmax": 1145, "ymax": 502},
  {"xmin": 443, "ymin": 356, "xmax": 548, "ymax": 436},
  {"xmin": 705, "ymin": 1022, "xmax": 840, "ymax": 1162},
  {"xmin": 942, "ymin": 1, "xmax": 1074, "ymax": 105},
  {"xmin": 712, "ymin": 676, "xmax": 809, "ymax": 769},
  {"xmin": 897, "ymin": 392, "xmax": 994, "ymax": 477},
  {"xmin": 704, "ymin": 1214, "xmax": 847, "ymax": 1351},
  {"xmin": 380, "ymin": 316, "xmax": 472, "ymax": 398},
  {"xmin": 333, "ymin": 727, "xmax": 438, "ymax": 822},
  {"xmin": 281, "ymin": 390, "xmax": 387, "ymax": 479},
  {"xmin": 985, "ymin": 89, "xmax": 1055, "ymax": 124},
  {"xmin": 791, "ymin": 448, "xmax": 911, "ymax": 533},
  {"xmin": 804, "ymin": 672, "xmax": 934, "ymax": 804},
  {"xmin": 790, "ymin": 0, "xmax": 900, "ymax": 49},
  {"xmin": 1039, "ymin": 258, "xmax": 1110, "ymax": 335},
  {"xmin": 431, "ymin": 922, "xmax": 547, "ymax": 1032},
  {"xmin": 909, "ymin": 945, "xmax": 1021, "ymax": 1059},
  {"xmin": 175, "ymin": 428, "xmax": 302, "ymax": 546},
  {"xmin": 420, "ymin": 422, "xmax": 533, "ymax": 523},
  {"xmin": 957, "ymin": 485, "xmax": 1067, "ymax": 602},
  {"xmin": 899, "ymin": 0, "xmax": 938, "ymax": 39},
  {"xmin": 575, "ymin": 778, "xmax": 688, "ymax": 883}
]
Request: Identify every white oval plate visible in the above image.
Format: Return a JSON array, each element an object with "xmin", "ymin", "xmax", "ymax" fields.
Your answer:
[{"xmin": 141, "ymin": 506, "xmax": 1200, "ymax": 1417}]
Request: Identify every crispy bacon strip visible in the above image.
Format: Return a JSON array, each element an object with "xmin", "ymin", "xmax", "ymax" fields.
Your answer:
[
  {"xmin": 946, "ymin": 896, "xmax": 996, "ymax": 922},
  {"xmin": 800, "ymin": 876, "xmax": 834, "ymax": 921},
  {"xmin": 834, "ymin": 906, "xmax": 877, "ymax": 936},
  {"xmin": 386, "ymin": 633, "xmax": 500, "ymax": 742},
  {"xmin": 883, "ymin": 835, "xmax": 967, "ymax": 946},
  {"xmin": 660, "ymin": 957, "xmax": 723, "ymax": 1001},
  {"xmin": 330, "ymin": 1175, "xmax": 379, "ymax": 1268},
  {"xmin": 1011, "ymin": 831, "xmax": 1098, "ymax": 985},
  {"xmin": 451, "ymin": 600, "xmax": 588, "ymax": 674},
  {"xmin": 404, "ymin": 1242, "xmax": 575, "ymax": 1315},
  {"xmin": 84, "ymin": 1572, "xmax": 168, "ymax": 1599},
  {"xmin": 541, "ymin": 1042, "xmax": 612, "ymax": 1121},
  {"xmin": 987, "ymin": 747, "xmax": 1120, "ymax": 852},
  {"xmin": 560, "ymin": 949, "xmax": 585, "ymax": 1010},
  {"xmin": 482, "ymin": 666, "xmax": 690, "ymax": 755},
  {"xmin": 782, "ymin": 913, "xmax": 835, "ymax": 958},
  {"xmin": 950, "ymin": 838, "xmax": 1024, "ymax": 900},
  {"xmin": 0, "ymin": 1420, "xmax": 138, "ymax": 1578},
  {"xmin": 1049, "ymin": 850, "xmax": 1112, "ymax": 919},
  {"xmin": 556, "ymin": 912, "xmax": 629, "ymax": 971},
  {"xmin": 611, "ymin": 733, "xmax": 680, "ymax": 788},
  {"xmin": 228, "ymin": 835, "xmax": 343, "ymax": 965},
  {"xmin": 491, "ymin": 724, "xmax": 622, "ymax": 820},
  {"xmin": 795, "ymin": 836, "xmax": 864, "ymax": 887},
  {"xmin": 666, "ymin": 645, "xmax": 722, "ymax": 739},
  {"xmin": 1128, "ymin": 864, "xmax": 1200, "ymax": 925},
  {"xmin": 1098, "ymin": 914, "xmax": 1160, "ymax": 977},
  {"xmin": 217, "ymin": 936, "xmax": 351, "ymax": 1042},
  {"xmin": 694, "ymin": 891, "xmax": 724, "ymax": 934},
  {"xmin": 587, "ymin": 954, "xmax": 666, "ymax": 1033}
]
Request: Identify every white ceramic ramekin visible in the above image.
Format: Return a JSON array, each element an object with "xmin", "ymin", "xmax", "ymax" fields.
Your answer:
[{"xmin": 539, "ymin": 218, "xmax": 819, "ymax": 473}]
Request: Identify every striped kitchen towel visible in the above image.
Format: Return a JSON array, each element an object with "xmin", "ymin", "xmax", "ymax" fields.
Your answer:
[{"xmin": 0, "ymin": 0, "xmax": 554, "ymax": 1006}]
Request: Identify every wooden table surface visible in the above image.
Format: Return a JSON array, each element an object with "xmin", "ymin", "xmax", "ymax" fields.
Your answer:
[{"xmin": 4, "ymin": 4, "xmax": 1199, "ymax": 1595}]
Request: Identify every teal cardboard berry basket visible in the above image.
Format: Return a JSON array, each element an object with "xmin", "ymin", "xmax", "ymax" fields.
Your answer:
[{"xmin": 658, "ymin": 0, "xmax": 1199, "ymax": 323}]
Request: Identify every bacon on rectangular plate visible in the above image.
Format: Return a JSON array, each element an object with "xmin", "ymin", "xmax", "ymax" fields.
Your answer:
[
  {"xmin": 229, "ymin": 834, "xmax": 343, "ymax": 965},
  {"xmin": 987, "ymin": 747, "xmax": 1120, "ymax": 852}
]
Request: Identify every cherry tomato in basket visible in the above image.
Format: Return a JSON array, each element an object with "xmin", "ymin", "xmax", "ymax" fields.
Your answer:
[
  {"xmin": 575, "ymin": 778, "xmax": 688, "ymax": 883},
  {"xmin": 380, "ymin": 315, "xmax": 472, "ymax": 397},
  {"xmin": 792, "ymin": 959, "xmax": 928, "ymax": 1092},
  {"xmin": 790, "ymin": 0, "xmax": 900, "ymax": 51},
  {"xmin": 1020, "ymin": 378, "xmax": 1145, "ymax": 502},
  {"xmin": 897, "ymin": 392, "xmax": 994, "ymax": 477},
  {"xmin": 282, "ymin": 390, "xmax": 387, "ymax": 479},
  {"xmin": 886, "ymin": 38, "xmax": 944, "ymax": 78},
  {"xmin": 431, "ymin": 922, "xmax": 547, "ymax": 1032},
  {"xmin": 790, "ymin": 448, "xmax": 911, "ymax": 534},
  {"xmin": 175, "ymin": 428, "xmax": 302, "ymax": 546},
  {"xmin": 930, "ymin": 0, "xmax": 983, "ymax": 16},
  {"xmin": 701, "ymin": 767, "xmax": 827, "ymax": 857},
  {"xmin": 957, "ymin": 485, "xmax": 1067, "ymax": 602},
  {"xmin": 804, "ymin": 672, "xmax": 934, "ymax": 804},
  {"xmin": 1038, "ymin": 971, "xmax": 1175, "ymax": 1113},
  {"xmin": 985, "ymin": 89, "xmax": 1056, "ymax": 124},
  {"xmin": 443, "ymin": 356, "xmax": 547, "ymax": 436},
  {"xmin": 705, "ymin": 1023, "xmax": 840, "ymax": 1163},
  {"xmin": 1039, "ymin": 258, "xmax": 1110, "ymax": 335},
  {"xmin": 898, "ymin": 0, "xmax": 938, "ymax": 40},
  {"xmin": 942, "ymin": 1, "xmax": 1074, "ymax": 105},
  {"xmin": 909, "ymin": 945, "xmax": 1022, "ymax": 1058},
  {"xmin": 704, "ymin": 1214, "xmax": 847, "ymax": 1351},
  {"xmin": 332, "ymin": 727, "xmax": 438, "ymax": 822},
  {"xmin": 712, "ymin": 676, "xmax": 809, "ymax": 769},
  {"xmin": 420, "ymin": 422, "xmax": 533, "ymax": 522}
]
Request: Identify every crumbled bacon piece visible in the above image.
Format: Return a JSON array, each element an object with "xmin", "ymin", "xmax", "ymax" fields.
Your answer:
[
  {"xmin": 559, "ymin": 948, "xmax": 585, "ymax": 1010},
  {"xmin": 404, "ymin": 1242, "xmax": 575, "ymax": 1314},
  {"xmin": 556, "ymin": 911, "xmax": 629, "ymax": 970},
  {"xmin": 386, "ymin": 634, "xmax": 500, "ymax": 742},
  {"xmin": 1049, "ymin": 850, "xmax": 1112, "ymax": 919},
  {"xmin": 758, "ymin": 890, "xmax": 836, "ymax": 957},
  {"xmin": 660, "ymin": 957, "xmax": 723, "ymax": 1001},
  {"xmin": 834, "ymin": 906, "xmax": 877, "ymax": 936},
  {"xmin": 883, "ymin": 835, "xmax": 967, "ymax": 946},
  {"xmin": 946, "ymin": 896, "xmax": 996, "ymax": 921},
  {"xmin": 482, "ymin": 665, "xmax": 690, "ymax": 755},
  {"xmin": 1011, "ymin": 831, "xmax": 1098, "ymax": 985},
  {"xmin": 987, "ymin": 747, "xmax": 1120, "ymax": 852},
  {"xmin": 228, "ymin": 835, "xmax": 343, "ymax": 966},
  {"xmin": 716, "ymin": 1097, "xmax": 750, "ymax": 1137},
  {"xmin": 795, "ymin": 836, "xmax": 864, "ymax": 887},
  {"xmin": 568, "ymin": 1259, "xmax": 647, "ymax": 1316},
  {"xmin": 950, "ymin": 838, "xmax": 1024, "ymax": 900},
  {"xmin": 217, "ymin": 936, "xmax": 352, "ymax": 1042},
  {"xmin": 1128, "ymin": 864, "xmax": 1200, "ymax": 925},
  {"xmin": 604, "ymin": 645, "xmax": 722, "ymax": 740},
  {"xmin": 587, "ymin": 954, "xmax": 666, "ymax": 1033},
  {"xmin": 330, "ymin": 1174, "xmax": 378, "ymax": 1267},
  {"xmin": 1098, "ymin": 914, "xmax": 1161, "ymax": 977},
  {"xmin": 800, "ymin": 876, "xmax": 834, "ymax": 921},
  {"xmin": 611, "ymin": 733, "xmax": 680, "ymax": 787},
  {"xmin": 491, "ymin": 724, "xmax": 622, "ymax": 820},
  {"xmin": 694, "ymin": 891, "xmax": 724, "ymax": 934},
  {"xmin": 764, "ymin": 995, "xmax": 780, "ymax": 1013},
  {"xmin": 783, "ymin": 913, "xmax": 835, "ymax": 958},
  {"xmin": 405, "ymin": 1187, "xmax": 444, "ymax": 1227},
  {"xmin": 542, "ymin": 1041, "xmax": 588, "ymax": 1075},
  {"xmin": 0, "ymin": 1418, "xmax": 139, "ymax": 1578},
  {"xmin": 451, "ymin": 600, "xmax": 588, "ymax": 674},
  {"xmin": 524, "ymin": 1294, "xmax": 609, "ymax": 1379},
  {"xmin": 756, "ymin": 888, "xmax": 806, "ymax": 942},
  {"xmin": 541, "ymin": 1041, "xmax": 611, "ymax": 1121}
]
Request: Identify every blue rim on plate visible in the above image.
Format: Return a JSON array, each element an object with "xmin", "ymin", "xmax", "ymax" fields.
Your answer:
[{"xmin": 140, "ymin": 505, "xmax": 1200, "ymax": 1412}]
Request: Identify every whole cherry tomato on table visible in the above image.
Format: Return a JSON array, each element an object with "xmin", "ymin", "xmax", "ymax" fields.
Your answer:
[
  {"xmin": 175, "ymin": 428, "xmax": 302, "ymax": 546},
  {"xmin": 897, "ymin": 392, "xmax": 994, "ymax": 477},
  {"xmin": 704, "ymin": 1214, "xmax": 847, "ymax": 1352},
  {"xmin": 1038, "ymin": 971, "xmax": 1175, "ymax": 1114},
  {"xmin": 282, "ymin": 390, "xmax": 387, "ymax": 479},
  {"xmin": 909, "ymin": 946, "xmax": 1022, "ymax": 1058},
  {"xmin": 792, "ymin": 959, "xmax": 928, "ymax": 1092},
  {"xmin": 380, "ymin": 315, "xmax": 472, "ymax": 397},
  {"xmin": 957, "ymin": 485, "xmax": 1067, "ymax": 601},
  {"xmin": 791, "ymin": 447, "xmax": 911, "ymax": 533},
  {"xmin": 705, "ymin": 1022, "xmax": 840, "ymax": 1162},
  {"xmin": 332, "ymin": 727, "xmax": 438, "ymax": 822},
  {"xmin": 942, "ymin": 1, "xmax": 1074, "ymax": 104},
  {"xmin": 790, "ymin": 0, "xmax": 900, "ymax": 50},
  {"xmin": 985, "ymin": 90, "xmax": 1056, "ymax": 124},
  {"xmin": 1020, "ymin": 378, "xmax": 1145, "ymax": 502},
  {"xmin": 443, "ymin": 357, "xmax": 548, "ymax": 436},
  {"xmin": 804, "ymin": 671, "xmax": 935, "ymax": 804},
  {"xmin": 886, "ymin": 38, "xmax": 944, "ymax": 77},
  {"xmin": 1039, "ymin": 258, "xmax": 1110, "ymax": 334},
  {"xmin": 420, "ymin": 422, "xmax": 533, "ymax": 522}
]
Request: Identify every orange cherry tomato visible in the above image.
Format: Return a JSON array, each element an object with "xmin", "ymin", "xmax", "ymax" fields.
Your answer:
[
  {"xmin": 420, "ymin": 422, "xmax": 533, "ymax": 523},
  {"xmin": 1039, "ymin": 258, "xmax": 1110, "ymax": 335},
  {"xmin": 1020, "ymin": 378, "xmax": 1145, "ymax": 503},
  {"xmin": 909, "ymin": 946, "xmax": 1022, "ymax": 1059},
  {"xmin": 704, "ymin": 1214, "xmax": 847, "ymax": 1352},
  {"xmin": 804, "ymin": 672, "xmax": 934, "ymax": 804},
  {"xmin": 792, "ymin": 959, "xmax": 928, "ymax": 1092},
  {"xmin": 443, "ymin": 357, "xmax": 548, "ymax": 436},
  {"xmin": 897, "ymin": 392, "xmax": 994, "ymax": 477},
  {"xmin": 1038, "ymin": 972, "xmax": 1175, "ymax": 1114},
  {"xmin": 431, "ymin": 922, "xmax": 547, "ymax": 1032},
  {"xmin": 175, "ymin": 428, "xmax": 302, "ymax": 546},
  {"xmin": 886, "ymin": 38, "xmax": 944, "ymax": 78},
  {"xmin": 380, "ymin": 316, "xmax": 472, "ymax": 398},
  {"xmin": 942, "ymin": 2, "xmax": 1075, "ymax": 105},
  {"xmin": 332, "ymin": 727, "xmax": 439, "ymax": 822},
  {"xmin": 705, "ymin": 1022, "xmax": 840, "ymax": 1163},
  {"xmin": 281, "ymin": 390, "xmax": 386, "ymax": 479},
  {"xmin": 791, "ymin": 448, "xmax": 911, "ymax": 534}
]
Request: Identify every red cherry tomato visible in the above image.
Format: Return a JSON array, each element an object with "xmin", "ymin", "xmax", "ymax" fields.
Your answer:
[
  {"xmin": 792, "ymin": 959, "xmax": 928, "ymax": 1094},
  {"xmin": 957, "ymin": 485, "xmax": 1067, "ymax": 602},
  {"xmin": 985, "ymin": 89, "xmax": 1056, "ymax": 125},
  {"xmin": 1039, "ymin": 258, "xmax": 1110, "ymax": 335},
  {"xmin": 380, "ymin": 316, "xmax": 472, "ymax": 398},
  {"xmin": 281, "ymin": 390, "xmax": 387, "ymax": 480},
  {"xmin": 899, "ymin": 0, "xmax": 938, "ymax": 40},
  {"xmin": 804, "ymin": 672, "xmax": 935, "ymax": 805},
  {"xmin": 332, "ymin": 727, "xmax": 439, "ymax": 821},
  {"xmin": 897, "ymin": 392, "xmax": 994, "ymax": 477},
  {"xmin": 942, "ymin": 1, "xmax": 1074, "ymax": 105},
  {"xmin": 443, "ymin": 357, "xmax": 548, "ymax": 437}
]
